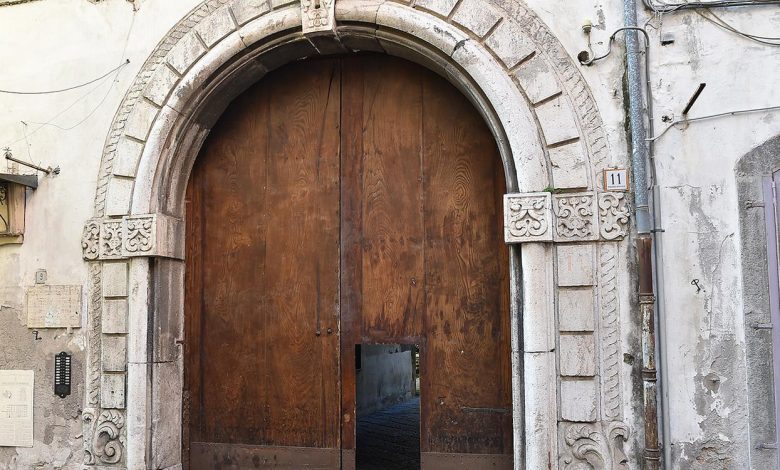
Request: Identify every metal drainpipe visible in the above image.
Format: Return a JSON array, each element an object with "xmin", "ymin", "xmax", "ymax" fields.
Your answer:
[{"xmin": 623, "ymin": 0, "xmax": 664, "ymax": 468}]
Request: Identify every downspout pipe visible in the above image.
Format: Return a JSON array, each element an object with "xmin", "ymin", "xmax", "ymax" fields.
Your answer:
[
  {"xmin": 623, "ymin": 0, "xmax": 664, "ymax": 468},
  {"xmin": 624, "ymin": 0, "xmax": 650, "ymax": 235}
]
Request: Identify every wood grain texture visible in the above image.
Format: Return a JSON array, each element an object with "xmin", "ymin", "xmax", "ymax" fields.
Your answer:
[
  {"xmin": 185, "ymin": 54, "xmax": 510, "ymax": 467},
  {"xmin": 185, "ymin": 59, "xmax": 341, "ymax": 454}
]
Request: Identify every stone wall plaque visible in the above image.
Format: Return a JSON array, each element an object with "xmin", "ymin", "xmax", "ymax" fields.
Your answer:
[
  {"xmin": 26, "ymin": 285, "xmax": 82, "ymax": 328},
  {"xmin": 0, "ymin": 370, "xmax": 34, "ymax": 447}
]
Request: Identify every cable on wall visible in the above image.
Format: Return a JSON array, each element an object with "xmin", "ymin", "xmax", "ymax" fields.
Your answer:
[
  {"xmin": 695, "ymin": 9, "xmax": 780, "ymax": 45},
  {"xmin": 644, "ymin": 0, "xmax": 780, "ymax": 12},
  {"xmin": 0, "ymin": 60, "xmax": 130, "ymax": 95}
]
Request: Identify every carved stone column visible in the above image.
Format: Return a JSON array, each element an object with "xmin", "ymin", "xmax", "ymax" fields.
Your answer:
[
  {"xmin": 504, "ymin": 191, "xmax": 632, "ymax": 470},
  {"xmin": 81, "ymin": 213, "xmax": 182, "ymax": 469}
]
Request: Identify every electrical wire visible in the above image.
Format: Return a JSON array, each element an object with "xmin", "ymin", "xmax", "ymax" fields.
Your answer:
[
  {"xmin": 695, "ymin": 8, "xmax": 780, "ymax": 45},
  {"xmin": 0, "ymin": 59, "xmax": 129, "ymax": 95},
  {"xmin": 646, "ymin": 104, "xmax": 780, "ymax": 141},
  {"xmin": 644, "ymin": 0, "xmax": 780, "ymax": 12}
]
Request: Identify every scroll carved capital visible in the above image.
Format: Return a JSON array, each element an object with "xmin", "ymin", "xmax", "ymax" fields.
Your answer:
[
  {"xmin": 81, "ymin": 221, "xmax": 101, "ymax": 261},
  {"xmin": 505, "ymin": 191, "xmax": 630, "ymax": 244},
  {"xmin": 598, "ymin": 193, "xmax": 630, "ymax": 240},
  {"xmin": 504, "ymin": 192, "xmax": 553, "ymax": 243},
  {"xmin": 81, "ymin": 213, "xmax": 182, "ymax": 260}
]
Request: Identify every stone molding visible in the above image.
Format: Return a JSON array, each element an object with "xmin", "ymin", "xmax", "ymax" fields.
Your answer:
[
  {"xmin": 82, "ymin": 213, "xmax": 183, "ymax": 261},
  {"xmin": 505, "ymin": 192, "xmax": 630, "ymax": 243}
]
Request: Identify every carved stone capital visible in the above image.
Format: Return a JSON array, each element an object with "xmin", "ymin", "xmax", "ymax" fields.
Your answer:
[
  {"xmin": 301, "ymin": 0, "xmax": 335, "ymax": 34},
  {"xmin": 598, "ymin": 193, "xmax": 630, "ymax": 240},
  {"xmin": 554, "ymin": 192, "xmax": 598, "ymax": 241},
  {"xmin": 505, "ymin": 191, "xmax": 630, "ymax": 244},
  {"xmin": 504, "ymin": 192, "xmax": 553, "ymax": 243},
  {"xmin": 559, "ymin": 421, "xmax": 630, "ymax": 470},
  {"xmin": 82, "ymin": 214, "xmax": 183, "ymax": 261}
]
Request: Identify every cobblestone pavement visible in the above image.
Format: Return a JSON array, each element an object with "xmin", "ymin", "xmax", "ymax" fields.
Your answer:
[{"xmin": 356, "ymin": 397, "xmax": 421, "ymax": 470}]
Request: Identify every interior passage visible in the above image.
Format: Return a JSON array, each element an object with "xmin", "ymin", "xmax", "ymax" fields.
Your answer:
[{"xmin": 357, "ymin": 398, "xmax": 421, "ymax": 470}]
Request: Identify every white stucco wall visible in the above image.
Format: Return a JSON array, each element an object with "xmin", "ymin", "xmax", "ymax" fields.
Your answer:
[
  {"xmin": 1, "ymin": 0, "xmax": 779, "ymax": 469},
  {"xmin": 641, "ymin": 5, "xmax": 780, "ymax": 469}
]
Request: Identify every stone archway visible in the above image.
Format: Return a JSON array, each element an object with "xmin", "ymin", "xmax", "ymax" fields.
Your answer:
[{"xmin": 79, "ymin": 1, "xmax": 632, "ymax": 468}]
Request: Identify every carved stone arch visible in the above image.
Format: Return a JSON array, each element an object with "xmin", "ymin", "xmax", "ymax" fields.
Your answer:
[{"xmin": 79, "ymin": 1, "xmax": 632, "ymax": 469}]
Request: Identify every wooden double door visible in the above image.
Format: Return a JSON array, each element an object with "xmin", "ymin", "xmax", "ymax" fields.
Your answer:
[{"xmin": 183, "ymin": 54, "xmax": 512, "ymax": 469}]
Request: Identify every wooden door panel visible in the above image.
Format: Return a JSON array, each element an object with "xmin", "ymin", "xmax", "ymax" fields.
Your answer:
[
  {"xmin": 358, "ymin": 56, "xmax": 426, "ymax": 344},
  {"xmin": 420, "ymin": 69, "xmax": 511, "ymax": 456},
  {"xmin": 186, "ymin": 54, "xmax": 511, "ymax": 469},
  {"xmin": 185, "ymin": 59, "xmax": 341, "ymax": 458},
  {"xmin": 338, "ymin": 54, "xmax": 512, "ymax": 463}
]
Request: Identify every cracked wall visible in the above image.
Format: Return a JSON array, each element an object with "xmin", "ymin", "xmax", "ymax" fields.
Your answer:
[{"xmin": 641, "ymin": 5, "xmax": 780, "ymax": 469}]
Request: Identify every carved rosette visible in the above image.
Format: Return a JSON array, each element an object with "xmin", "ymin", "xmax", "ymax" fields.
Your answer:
[
  {"xmin": 554, "ymin": 193, "xmax": 597, "ymax": 241},
  {"xmin": 301, "ymin": 0, "xmax": 335, "ymax": 34},
  {"xmin": 598, "ymin": 193, "xmax": 630, "ymax": 240},
  {"xmin": 504, "ymin": 192, "xmax": 553, "ymax": 242},
  {"xmin": 505, "ymin": 192, "xmax": 630, "ymax": 243},
  {"xmin": 560, "ymin": 421, "xmax": 630, "ymax": 470}
]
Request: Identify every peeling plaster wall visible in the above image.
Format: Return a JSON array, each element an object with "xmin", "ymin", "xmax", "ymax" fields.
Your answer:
[{"xmin": 637, "ymin": 5, "xmax": 780, "ymax": 470}]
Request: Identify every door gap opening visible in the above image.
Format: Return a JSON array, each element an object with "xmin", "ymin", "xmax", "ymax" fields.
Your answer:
[{"xmin": 355, "ymin": 344, "xmax": 421, "ymax": 470}]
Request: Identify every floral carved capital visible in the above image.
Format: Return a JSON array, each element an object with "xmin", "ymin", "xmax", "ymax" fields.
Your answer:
[
  {"xmin": 504, "ymin": 193, "xmax": 553, "ymax": 243},
  {"xmin": 554, "ymin": 193, "xmax": 597, "ymax": 241},
  {"xmin": 505, "ymin": 192, "xmax": 630, "ymax": 244},
  {"xmin": 80, "ymin": 213, "xmax": 182, "ymax": 260}
]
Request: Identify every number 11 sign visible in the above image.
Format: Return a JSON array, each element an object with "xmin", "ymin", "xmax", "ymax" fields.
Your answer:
[{"xmin": 603, "ymin": 169, "xmax": 629, "ymax": 191}]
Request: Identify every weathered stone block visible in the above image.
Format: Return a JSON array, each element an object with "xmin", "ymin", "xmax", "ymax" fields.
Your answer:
[
  {"xmin": 167, "ymin": 31, "xmax": 208, "ymax": 75},
  {"xmin": 101, "ymin": 373, "xmax": 126, "ymax": 409},
  {"xmin": 553, "ymin": 193, "xmax": 598, "ymax": 242},
  {"xmin": 105, "ymin": 177, "xmax": 134, "ymax": 217},
  {"xmin": 414, "ymin": 0, "xmax": 458, "ymax": 17},
  {"xmin": 559, "ymin": 334, "xmax": 596, "ymax": 377},
  {"xmin": 143, "ymin": 64, "xmax": 180, "ymax": 108},
  {"xmin": 557, "ymin": 244, "xmax": 594, "ymax": 286},
  {"xmin": 558, "ymin": 287, "xmax": 595, "ymax": 332},
  {"xmin": 123, "ymin": 98, "xmax": 160, "ymax": 142},
  {"xmin": 560, "ymin": 379, "xmax": 597, "ymax": 422},
  {"xmin": 196, "ymin": 7, "xmax": 236, "ymax": 47},
  {"xmin": 485, "ymin": 20, "xmax": 535, "ymax": 69},
  {"xmin": 231, "ymin": 0, "xmax": 271, "ymax": 25},
  {"xmin": 103, "ymin": 262, "xmax": 129, "ymax": 298},
  {"xmin": 102, "ymin": 336, "xmax": 128, "ymax": 372},
  {"xmin": 112, "ymin": 137, "xmax": 145, "ymax": 178},
  {"xmin": 504, "ymin": 192, "xmax": 553, "ymax": 243},
  {"xmin": 548, "ymin": 142, "xmax": 589, "ymax": 190},
  {"xmin": 514, "ymin": 54, "xmax": 561, "ymax": 105},
  {"xmin": 103, "ymin": 299, "xmax": 128, "ymax": 334},
  {"xmin": 451, "ymin": 0, "xmax": 501, "ymax": 37},
  {"xmin": 535, "ymin": 96, "xmax": 580, "ymax": 146}
]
